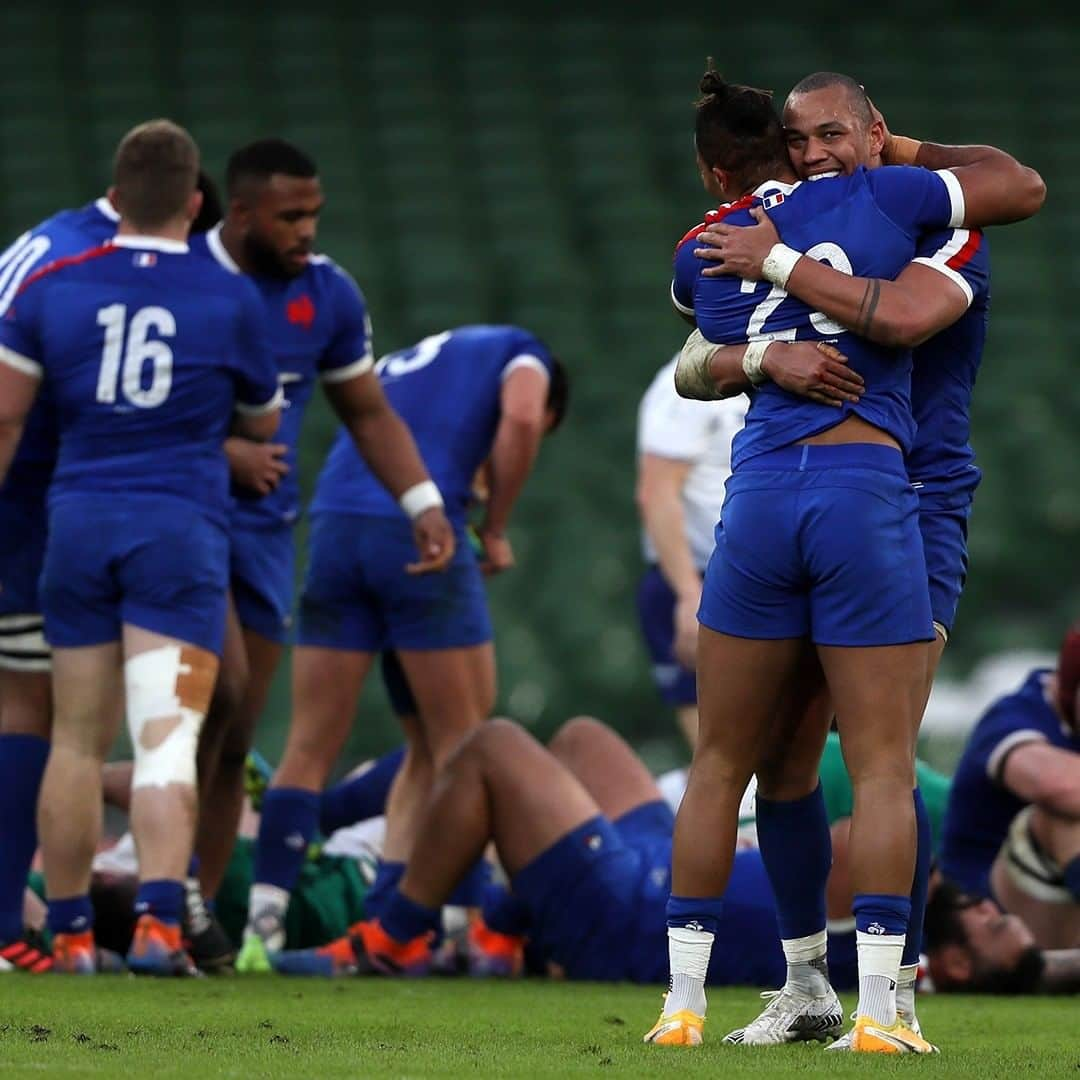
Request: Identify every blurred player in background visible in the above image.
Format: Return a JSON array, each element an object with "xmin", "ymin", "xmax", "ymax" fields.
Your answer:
[
  {"xmin": 0, "ymin": 169, "xmax": 221, "ymax": 974},
  {"xmin": 688, "ymin": 73, "xmax": 999, "ymax": 1048},
  {"xmin": 274, "ymin": 715, "xmax": 788, "ymax": 984},
  {"xmin": 939, "ymin": 623, "xmax": 1080, "ymax": 953},
  {"xmin": 189, "ymin": 138, "xmax": 454, "ymax": 928},
  {"xmin": 0, "ymin": 119, "xmax": 282, "ymax": 974},
  {"xmin": 635, "ymin": 356, "xmax": 745, "ymax": 747},
  {"xmin": 237, "ymin": 324, "xmax": 567, "ymax": 971},
  {"xmin": 653, "ymin": 68, "xmax": 1042, "ymax": 1053},
  {"xmin": 271, "ymin": 714, "xmax": 1078, "ymax": 997}
]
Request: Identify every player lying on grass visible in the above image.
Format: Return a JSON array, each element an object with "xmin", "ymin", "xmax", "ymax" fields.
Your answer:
[
  {"xmin": 272, "ymin": 715, "xmax": 803, "ymax": 985},
  {"xmin": 267, "ymin": 717, "xmax": 1079, "ymax": 1002},
  {"xmin": 28, "ymin": 713, "xmax": 1078, "ymax": 995}
]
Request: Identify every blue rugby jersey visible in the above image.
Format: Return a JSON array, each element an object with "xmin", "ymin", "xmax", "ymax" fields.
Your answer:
[
  {"xmin": 940, "ymin": 668, "xmax": 1080, "ymax": 896},
  {"xmin": 191, "ymin": 224, "xmax": 373, "ymax": 527},
  {"xmin": 908, "ymin": 227, "xmax": 991, "ymax": 494},
  {"xmin": 311, "ymin": 325, "xmax": 553, "ymax": 523},
  {"xmin": 0, "ymin": 198, "xmax": 119, "ymax": 499},
  {"xmin": 673, "ymin": 165, "xmax": 964, "ymax": 469},
  {"xmin": 0, "ymin": 236, "xmax": 279, "ymax": 524}
]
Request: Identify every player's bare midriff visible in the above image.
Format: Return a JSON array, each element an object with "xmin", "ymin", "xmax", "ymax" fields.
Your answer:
[{"xmin": 796, "ymin": 413, "xmax": 900, "ymax": 450}]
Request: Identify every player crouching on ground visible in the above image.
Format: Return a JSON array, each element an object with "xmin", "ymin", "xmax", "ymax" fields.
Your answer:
[{"xmin": 938, "ymin": 623, "xmax": 1080, "ymax": 953}]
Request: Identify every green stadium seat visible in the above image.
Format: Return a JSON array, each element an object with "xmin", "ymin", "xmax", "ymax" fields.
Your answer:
[{"xmin": 0, "ymin": 3, "xmax": 1072, "ymax": 759}]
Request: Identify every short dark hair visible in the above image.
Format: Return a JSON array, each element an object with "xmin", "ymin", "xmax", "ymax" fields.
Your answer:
[
  {"xmin": 225, "ymin": 138, "xmax": 317, "ymax": 198},
  {"xmin": 924, "ymin": 880, "xmax": 1045, "ymax": 994},
  {"xmin": 546, "ymin": 358, "xmax": 569, "ymax": 432},
  {"xmin": 191, "ymin": 169, "xmax": 223, "ymax": 234},
  {"xmin": 113, "ymin": 119, "xmax": 199, "ymax": 230},
  {"xmin": 694, "ymin": 62, "xmax": 787, "ymax": 187},
  {"xmin": 787, "ymin": 71, "xmax": 873, "ymax": 130}
]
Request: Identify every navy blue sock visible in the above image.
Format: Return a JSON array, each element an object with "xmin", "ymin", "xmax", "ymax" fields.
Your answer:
[
  {"xmin": 480, "ymin": 882, "xmax": 532, "ymax": 937},
  {"xmin": 853, "ymin": 893, "xmax": 911, "ymax": 938},
  {"xmin": 902, "ymin": 788, "xmax": 932, "ymax": 967},
  {"xmin": 1063, "ymin": 855, "xmax": 1080, "ymax": 902},
  {"xmin": 319, "ymin": 747, "xmax": 405, "ymax": 835},
  {"xmin": 365, "ymin": 860, "xmax": 405, "ymax": 919},
  {"xmin": 253, "ymin": 787, "xmax": 320, "ymax": 893},
  {"xmin": 0, "ymin": 734, "xmax": 49, "ymax": 942},
  {"xmin": 47, "ymin": 895, "xmax": 94, "ymax": 936},
  {"xmin": 447, "ymin": 859, "xmax": 492, "ymax": 908},
  {"xmin": 380, "ymin": 888, "xmax": 439, "ymax": 943},
  {"xmin": 755, "ymin": 783, "xmax": 831, "ymax": 941},
  {"xmin": 665, "ymin": 894, "xmax": 726, "ymax": 934},
  {"xmin": 135, "ymin": 879, "xmax": 184, "ymax": 926}
]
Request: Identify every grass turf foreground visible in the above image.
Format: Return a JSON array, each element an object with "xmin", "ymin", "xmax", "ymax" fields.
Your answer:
[{"xmin": 0, "ymin": 978, "xmax": 1077, "ymax": 1078}]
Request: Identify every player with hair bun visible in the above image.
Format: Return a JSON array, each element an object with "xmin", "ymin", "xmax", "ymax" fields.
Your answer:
[{"xmin": 649, "ymin": 63, "xmax": 1043, "ymax": 1053}]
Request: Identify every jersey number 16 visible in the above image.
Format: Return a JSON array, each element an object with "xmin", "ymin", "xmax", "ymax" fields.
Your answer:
[{"xmin": 95, "ymin": 303, "xmax": 175, "ymax": 408}]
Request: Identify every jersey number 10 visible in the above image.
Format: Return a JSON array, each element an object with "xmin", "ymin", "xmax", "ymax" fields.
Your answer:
[{"xmin": 95, "ymin": 303, "xmax": 175, "ymax": 408}]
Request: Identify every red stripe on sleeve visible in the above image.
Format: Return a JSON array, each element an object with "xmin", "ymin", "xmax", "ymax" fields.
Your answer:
[
  {"xmin": 18, "ymin": 243, "xmax": 116, "ymax": 295},
  {"xmin": 946, "ymin": 229, "xmax": 982, "ymax": 272}
]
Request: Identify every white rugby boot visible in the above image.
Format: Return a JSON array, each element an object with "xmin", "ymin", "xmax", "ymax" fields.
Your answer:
[{"xmin": 723, "ymin": 984, "xmax": 844, "ymax": 1045}]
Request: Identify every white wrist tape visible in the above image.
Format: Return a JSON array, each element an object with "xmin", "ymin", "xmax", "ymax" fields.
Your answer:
[
  {"xmin": 742, "ymin": 340, "xmax": 773, "ymax": 386},
  {"xmin": 399, "ymin": 480, "xmax": 444, "ymax": 520},
  {"xmin": 761, "ymin": 243, "xmax": 802, "ymax": 289}
]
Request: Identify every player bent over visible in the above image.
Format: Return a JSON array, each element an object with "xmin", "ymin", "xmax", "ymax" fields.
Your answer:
[
  {"xmin": 0, "ymin": 120, "xmax": 280, "ymax": 974},
  {"xmin": 237, "ymin": 325, "xmax": 567, "ymax": 971},
  {"xmin": 273, "ymin": 716, "xmax": 789, "ymax": 988},
  {"xmin": 939, "ymin": 624, "xmax": 1080, "ymax": 955}
]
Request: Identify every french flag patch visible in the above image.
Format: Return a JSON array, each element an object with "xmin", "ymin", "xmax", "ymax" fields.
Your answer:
[
  {"xmin": 133, "ymin": 252, "xmax": 157, "ymax": 268},
  {"xmin": 761, "ymin": 192, "xmax": 785, "ymax": 211}
]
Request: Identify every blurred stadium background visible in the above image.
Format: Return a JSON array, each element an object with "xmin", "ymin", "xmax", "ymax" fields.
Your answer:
[{"xmin": 1, "ymin": 1, "xmax": 1075, "ymax": 773}]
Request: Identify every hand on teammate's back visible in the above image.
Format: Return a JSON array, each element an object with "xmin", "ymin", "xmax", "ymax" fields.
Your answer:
[
  {"xmin": 695, "ymin": 207, "xmax": 779, "ymax": 280},
  {"xmin": 476, "ymin": 528, "xmax": 515, "ymax": 576},
  {"xmin": 406, "ymin": 507, "xmax": 456, "ymax": 574},
  {"xmin": 225, "ymin": 438, "xmax": 290, "ymax": 495},
  {"xmin": 763, "ymin": 342, "xmax": 863, "ymax": 407}
]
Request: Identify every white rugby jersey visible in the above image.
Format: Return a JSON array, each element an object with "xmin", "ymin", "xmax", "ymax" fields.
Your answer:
[{"xmin": 637, "ymin": 355, "xmax": 747, "ymax": 569}]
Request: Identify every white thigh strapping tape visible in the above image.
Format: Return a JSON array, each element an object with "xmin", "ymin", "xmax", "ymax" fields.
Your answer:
[{"xmin": 125, "ymin": 645, "xmax": 205, "ymax": 789}]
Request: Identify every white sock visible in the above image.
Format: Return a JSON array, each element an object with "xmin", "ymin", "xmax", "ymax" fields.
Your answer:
[
  {"xmin": 664, "ymin": 926, "xmax": 713, "ymax": 1017},
  {"xmin": 184, "ymin": 876, "xmax": 211, "ymax": 936},
  {"xmin": 896, "ymin": 962, "xmax": 919, "ymax": 1024},
  {"xmin": 247, "ymin": 883, "xmax": 289, "ymax": 950},
  {"xmin": 856, "ymin": 931, "xmax": 904, "ymax": 1026},
  {"xmin": 781, "ymin": 929, "xmax": 830, "ymax": 995}
]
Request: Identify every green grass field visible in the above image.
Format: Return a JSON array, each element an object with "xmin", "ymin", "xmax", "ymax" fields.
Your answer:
[{"xmin": 0, "ymin": 978, "xmax": 1076, "ymax": 1078}]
